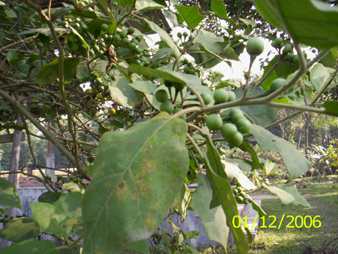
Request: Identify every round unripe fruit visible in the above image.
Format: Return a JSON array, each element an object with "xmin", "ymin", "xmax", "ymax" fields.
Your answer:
[
  {"xmin": 236, "ymin": 118, "xmax": 252, "ymax": 134},
  {"xmin": 246, "ymin": 37, "xmax": 264, "ymax": 56},
  {"xmin": 160, "ymin": 101, "xmax": 174, "ymax": 113},
  {"xmin": 206, "ymin": 114, "xmax": 223, "ymax": 130},
  {"xmin": 227, "ymin": 91, "xmax": 237, "ymax": 101},
  {"xmin": 230, "ymin": 108, "xmax": 244, "ymax": 122},
  {"xmin": 213, "ymin": 89, "xmax": 228, "ymax": 104},
  {"xmin": 155, "ymin": 89, "xmax": 168, "ymax": 103},
  {"xmin": 270, "ymin": 78, "xmax": 287, "ymax": 92},
  {"xmin": 221, "ymin": 123, "xmax": 238, "ymax": 138},
  {"xmin": 283, "ymin": 44, "xmax": 293, "ymax": 55},
  {"xmin": 227, "ymin": 132, "xmax": 244, "ymax": 147},
  {"xmin": 201, "ymin": 93, "xmax": 213, "ymax": 105},
  {"xmin": 271, "ymin": 38, "xmax": 283, "ymax": 48}
]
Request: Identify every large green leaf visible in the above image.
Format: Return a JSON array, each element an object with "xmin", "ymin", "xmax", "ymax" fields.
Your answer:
[
  {"xmin": 1, "ymin": 240, "xmax": 57, "ymax": 254},
  {"xmin": 0, "ymin": 218, "xmax": 39, "ymax": 242},
  {"xmin": 251, "ymin": 125, "xmax": 310, "ymax": 178},
  {"xmin": 206, "ymin": 141, "xmax": 249, "ymax": 254},
  {"xmin": 191, "ymin": 176, "xmax": 230, "ymax": 248},
  {"xmin": 0, "ymin": 178, "xmax": 21, "ymax": 209},
  {"xmin": 176, "ymin": 5, "xmax": 203, "ymax": 29},
  {"xmin": 255, "ymin": 0, "xmax": 338, "ymax": 48},
  {"xmin": 144, "ymin": 18, "xmax": 181, "ymax": 58},
  {"xmin": 31, "ymin": 192, "xmax": 82, "ymax": 238},
  {"xmin": 82, "ymin": 113, "xmax": 189, "ymax": 253}
]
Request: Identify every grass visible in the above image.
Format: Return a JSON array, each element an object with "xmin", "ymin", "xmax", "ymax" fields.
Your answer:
[{"xmin": 249, "ymin": 176, "xmax": 338, "ymax": 254}]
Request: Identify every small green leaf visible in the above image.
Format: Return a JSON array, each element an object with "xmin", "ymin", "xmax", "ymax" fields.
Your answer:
[
  {"xmin": 310, "ymin": 63, "xmax": 332, "ymax": 90},
  {"xmin": 144, "ymin": 18, "xmax": 181, "ymax": 58},
  {"xmin": 129, "ymin": 64, "xmax": 209, "ymax": 95},
  {"xmin": 108, "ymin": 76, "xmax": 143, "ymax": 107},
  {"xmin": 31, "ymin": 192, "xmax": 82, "ymax": 238},
  {"xmin": 36, "ymin": 58, "xmax": 79, "ymax": 85},
  {"xmin": 1, "ymin": 240, "xmax": 57, "ymax": 254},
  {"xmin": 211, "ymin": 0, "xmax": 228, "ymax": 19},
  {"xmin": 176, "ymin": 5, "xmax": 203, "ymax": 29},
  {"xmin": 265, "ymin": 185, "xmax": 311, "ymax": 207},
  {"xmin": 82, "ymin": 113, "xmax": 189, "ymax": 253},
  {"xmin": 0, "ymin": 218, "xmax": 39, "ymax": 242},
  {"xmin": 0, "ymin": 178, "xmax": 21, "ymax": 209},
  {"xmin": 135, "ymin": 0, "xmax": 163, "ymax": 11},
  {"xmin": 251, "ymin": 125, "xmax": 310, "ymax": 178}
]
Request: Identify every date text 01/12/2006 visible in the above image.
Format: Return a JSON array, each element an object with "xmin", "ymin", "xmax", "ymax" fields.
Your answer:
[{"xmin": 232, "ymin": 214, "xmax": 322, "ymax": 230}]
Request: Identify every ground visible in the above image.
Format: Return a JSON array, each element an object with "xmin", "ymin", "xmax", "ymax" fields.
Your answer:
[{"xmin": 249, "ymin": 176, "xmax": 338, "ymax": 254}]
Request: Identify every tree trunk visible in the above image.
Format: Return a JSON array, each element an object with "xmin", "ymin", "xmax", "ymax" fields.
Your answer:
[
  {"xmin": 7, "ymin": 117, "xmax": 23, "ymax": 218},
  {"xmin": 46, "ymin": 139, "xmax": 56, "ymax": 181}
]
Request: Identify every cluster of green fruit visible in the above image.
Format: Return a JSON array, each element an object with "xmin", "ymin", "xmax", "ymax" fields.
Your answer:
[
  {"xmin": 206, "ymin": 107, "xmax": 251, "ymax": 147},
  {"xmin": 202, "ymin": 89, "xmax": 251, "ymax": 147},
  {"xmin": 101, "ymin": 27, "xmax": 149, "ymax": 65},
  {"xmin": 271, "ymin": 38, "xmax": 299, "ymax": 65}
]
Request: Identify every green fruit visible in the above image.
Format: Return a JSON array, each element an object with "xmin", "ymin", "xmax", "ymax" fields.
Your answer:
[
  {"xmin": 246, "ymin": 37, "xmax": 264, "ymax": 56},
  {"xmin": 227, "ymin": 132, "xmax": 244, "ymax": 147},
  {"xmin": 155, "ymin": 89, "xmax": 168, "ymax": 103},
  {"xmin": 164, "ymin": 80, "xmax": 185, "ymax": 91},
  {"xmin": 271, "ymin": 38, "xmax": 283, "ymax": 48},
  {"xmin": 270, "ymin": 78, "xmax": 287, "ymax": 92},
  {"xmin": 230, "ymin": 108, "xmax": 244, "ymax": 122},
  {"xmin": 283, "ymin": 44, "xmax": 293, "ymax": 54},
  {"xmin": 221, "ymin": 123, "xmax": 238, "ymax": 138},
  {"xmin": 213, "ymin": 89, "xmax": 228, "ymax": 104},
  {"xmin": 201, "ymin": 93, "xmax": 213, "ymax": 105},
  {"xmin": 206, "ymin": 114, "xmax": 223, "ymax": 130},
  {"xmin": 227, "ymin": 91, "xmax": 237, "ymax": 101},
  {"xmin": 236, "ymin": 118, "xmax": 252, "ymax": 134},
  {"xmin": 160, "ymin": 101, "xmax": 174, "ymax": 113}
]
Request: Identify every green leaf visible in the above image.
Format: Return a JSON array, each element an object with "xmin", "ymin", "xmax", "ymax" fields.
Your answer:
[
  {"xmin": 211, "ymin": 0, "xmax": 228, "ymax": 19},
  {"xmin": 0, "ymin": 218, "xmax": 39, "ymax": 242},
  {"xmin": 129, "ymin": 64, "xmax": 209, "ymax": 95},
  {"xmin": 251, "ymin": 125, "xmax": 310, "ymax": 178},
  {"xmin": 108, "ymin": 76, "xmax": 143, "ymax": 107},
  {"xmin": 31, "ymin": 192, "xmax": 82, "ymax": 238},
  {"xmin": 223, "ymin": 161, "xmax": 256, "ymax": 190},
  {"xmin": 176, "ymin": 5, "xmax": 203, "ymax": 29},
  {"xmin": 1, "ymin": 240, "xmax": 57, "ymax": 254},
  {"xmin": 191, "ymin": 176, "xmax": 230, "ymax": 248},
  {"xmin": 38, "ymin": 191, "xmax": 61, "ymax": 203},
  {"xmin": 82, "ymin": 113, "xmax": 189, "ymax": 253},
  {"xmin": 135, "ymin": 0, "xmax": 163, "ymax": 11},
  {"xmin": 144, "ymin": 18, "xmax": 181, "ymax": 58},
  {"xmin": 255, "ymin": 0, "xmax": 338, "ymax": 48},
  {"xmin": 310, "ymin": 63, "xmax": 332, "ymax": 90},
  {"xmin": 36, "ymin": 58, "xmax": 79, "ymax": 85},
  {"xmin": 205, "ymin": 140, "xmax": 249, "ymax": 254},
  {"xmin": 265, "ymin": 185, "xmax": 311, "ymax": 207},
  {"xmin": 260, "ymin": 56, "xmax": 298, "ymax": 91},
  {"xmin": 0, "ymin": 178, "xmax": 21, "ymax": 209},
  {"xmin": 323, "ymin": 101, "xmax": 338, "ymax": 116}
]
